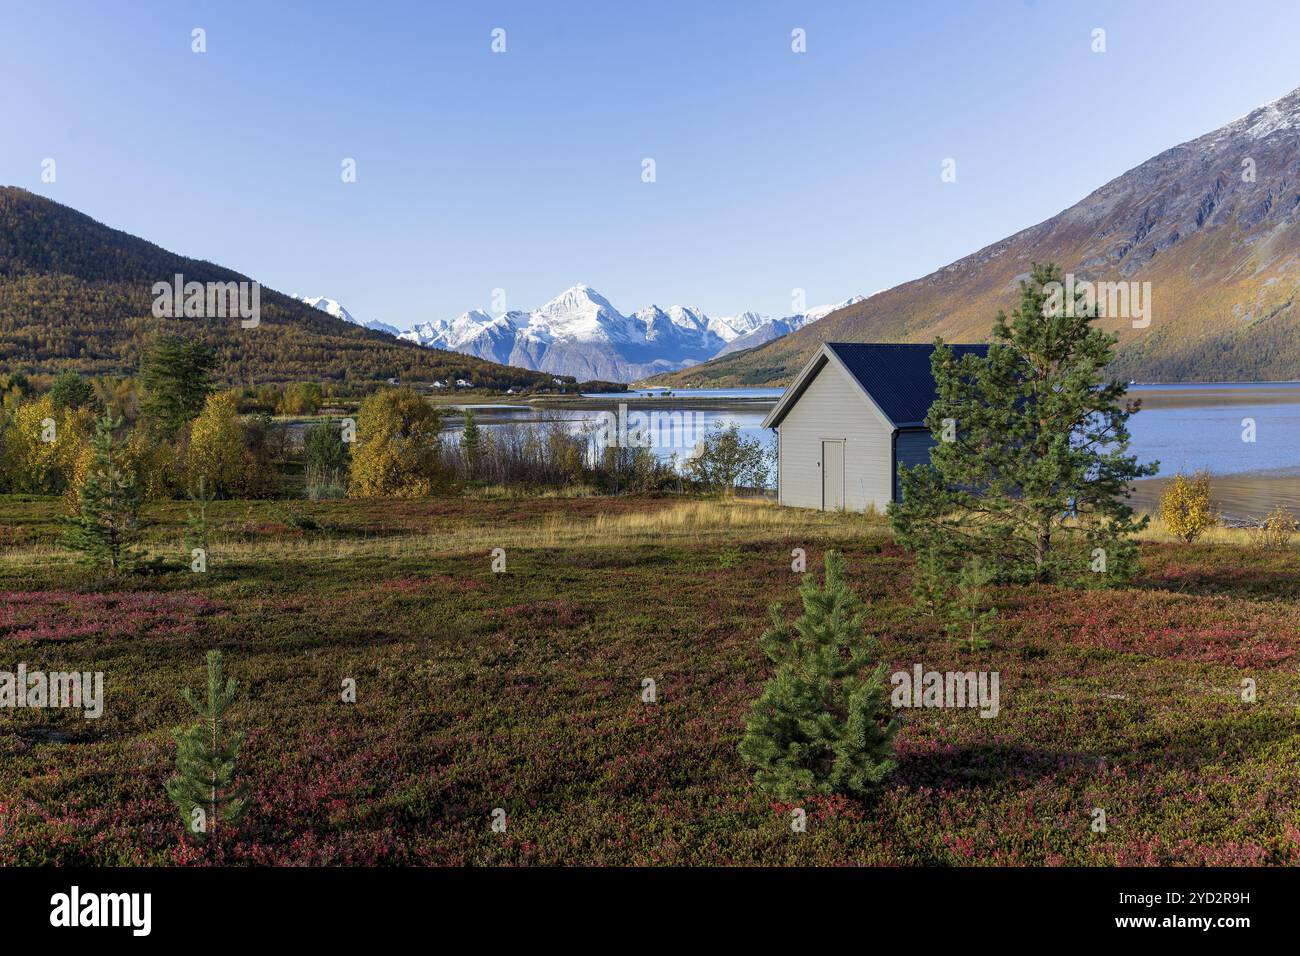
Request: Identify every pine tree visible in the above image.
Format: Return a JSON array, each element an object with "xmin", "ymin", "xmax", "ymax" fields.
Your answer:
[
  {"xmin": 140, "ymin": 334, "xmax": 214, "ymax": 439},
  {"xmin": 739, "ymin": 551, "xmax": 898, "ymax": 801},
  {"xmin": 944, "ymin": 557, "xmax": 998, "ymax": 651},
  {"xmin": 891, "ymin": 262, "xmax": 1157, "ymax": 587},
  {"xmin": 48, "ymin": 370, "xmax": 97, "ymax": 412},
  {"xmin": 59, "ymin": 412, "xmax": 142, "ymax": 573},
  {"xmin": 184, "ymin": 477, "xmax": 215, "ymax": 572},
  {"xmin": 461, "ymin": 408, "xmax": 481, "ymax": 479},
  {"xmin": 166, "ymin": 650, "xmax": 249, "ymax": 841}
]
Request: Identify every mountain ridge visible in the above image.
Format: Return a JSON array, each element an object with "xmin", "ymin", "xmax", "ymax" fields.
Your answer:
[{"xmin": 649, "ymin": 86, "xmax": 1300, "ymax": 386}]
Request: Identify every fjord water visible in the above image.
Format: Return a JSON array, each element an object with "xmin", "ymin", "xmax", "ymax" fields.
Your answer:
[
  {"xmin": 1123, "ymin": 383, "xmax": 1300, "ymax": 520},
  {"xmin": 460, "ymin": 383, "xmax": 1299, "ymax": 519}
]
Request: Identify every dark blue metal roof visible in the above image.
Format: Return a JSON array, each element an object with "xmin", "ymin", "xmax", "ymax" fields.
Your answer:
[{"xmin": 825, "ymin": 342, "xmax": 991, "ymax": 427}]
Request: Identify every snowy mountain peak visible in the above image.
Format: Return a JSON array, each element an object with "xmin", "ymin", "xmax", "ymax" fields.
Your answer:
[
  {"xmin": 400, "ymin": 285, "xmax": 861, "ymax": 382},
  {"xmin": 535, "ymin": 284, "xmax": 618, "ymax": 320},
  {"xmin": 542, "ymin": 284, "xmax": 613, "ymax": 310},
  {"xmin": 804, "ymin": 294, "xmax": 867, "ymax": 322},
  {"xmin": 298, "ymin": 295, "xmax": 355, "ymax": 325},
  {"xmin": 299, "ymin": 285, "xmax": 860, "ymax": 381},
  {"xmin": 296, "ymin": 294, "xmax": 400, "ymax": 337},
  {"xmin": 709, "ymin": 310, "xmax": 769, "ymax": 342}
]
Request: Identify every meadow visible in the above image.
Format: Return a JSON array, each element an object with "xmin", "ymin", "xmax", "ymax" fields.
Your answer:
[{"xmin": 1, "ymin": 493, "xmax": 1298, "ymax": 865}]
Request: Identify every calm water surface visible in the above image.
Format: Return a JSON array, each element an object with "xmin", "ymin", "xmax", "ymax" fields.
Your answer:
[{"xmin": 451, "ymin": 383, "xmax": 1300, "ymax": 519}]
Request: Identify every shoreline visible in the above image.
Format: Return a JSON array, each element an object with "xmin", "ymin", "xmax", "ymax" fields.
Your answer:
[{"xmin": 1130, "ymin": 468, "xmax": 1300, "ymax": 523}]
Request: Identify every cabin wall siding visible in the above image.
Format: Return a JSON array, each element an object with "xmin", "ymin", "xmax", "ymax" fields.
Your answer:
[
  {"xmin": 776, "ymin": 362, "xmax": 893, "ymax": 512},
  {"xmin": 894, "ymin": 428, "xmax": 937, "ymax": 500}
]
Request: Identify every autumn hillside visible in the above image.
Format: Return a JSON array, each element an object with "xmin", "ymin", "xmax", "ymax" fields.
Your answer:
[
  {"xmin": 0, "ymin": 187, "xmax": 568, "ymax": 391},
  {"xmin": 652, "ymin": 87, "xmax": 1300, "ymax": 387}
]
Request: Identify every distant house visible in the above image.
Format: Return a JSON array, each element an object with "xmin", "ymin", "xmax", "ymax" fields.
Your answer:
[
  {"xmin": 386, "ymin": 377, "xmax": 400, "ymax": 385},
  {"xmin": 432, "ymin": 380, "xmax": 447, "ymax": 389},
  {"xmin": 456, "ymin": 379, "xmax": 473, "ymax": 388},
  {"xmin": 761, "ymin": 343, "xmax": 990, "ymax": 512}
]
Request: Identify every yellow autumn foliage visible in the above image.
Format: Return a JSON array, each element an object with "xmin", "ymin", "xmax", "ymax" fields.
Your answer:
[
  {"xmin": 1159, "ymin": 469, "xmax": 1218, "ymax": 543},
  {"xmin": 1251, "ymin": 505, "xmax": 1296, "ymax": 551},
  {"xmin": 348, "ymin": 388, "xmax": 450, "ymax": 498},
  {"xmin": 186, "ymin": 391, "xmax": 249, "ymax": 496},
  {"xmin": 1, "ymin": 396, "xmax": 93, "ymax": 493}
]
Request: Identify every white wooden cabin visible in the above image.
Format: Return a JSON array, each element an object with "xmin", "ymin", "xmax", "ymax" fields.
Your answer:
[{"xmin": 761, "ymin": 343, "xmax": 989, "ymax": 512}]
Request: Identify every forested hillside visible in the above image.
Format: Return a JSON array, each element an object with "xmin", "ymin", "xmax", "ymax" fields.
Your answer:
[{"xmin": 0, "ymin": 187, "xmax": 567, "ymax": 390}]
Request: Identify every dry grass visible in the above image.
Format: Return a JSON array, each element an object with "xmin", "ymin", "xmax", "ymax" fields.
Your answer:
[
  {"xmin": 1135, "ymin": 511, "xmax": 1296, "ymax": 548},
  {"xmin": 461, "ymin": 483, "xmax": 606, "ymax": 500},
  {"xmin": 566, "ymin": 496, "xmax": 883, "ymax": 543},
  {"xmin": 0, "ymin": 496, "xmax": 889, "ymax": 572},
  {"xmin": 7, "ymin": 494, "xmax": 1291, "ymax": 579}
]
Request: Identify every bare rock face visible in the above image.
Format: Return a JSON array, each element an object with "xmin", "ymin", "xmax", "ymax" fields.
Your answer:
[{"xmin": 665, "ymin": 88, "xmax": 1300, "ymax": 386}]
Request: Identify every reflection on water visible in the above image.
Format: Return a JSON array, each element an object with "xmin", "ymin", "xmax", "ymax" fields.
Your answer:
[
  {"xmin": 441, "ymin": 383, "xmax": 1299, "ymax": 519},
  {"xmin": 443, "ymin": 399, "xmax": 774, "ymax": 460}
]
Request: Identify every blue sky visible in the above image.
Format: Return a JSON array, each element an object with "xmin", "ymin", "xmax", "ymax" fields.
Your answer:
[{"xmin": 3, "ymin": 0, "xmax": 1299, "ymax": 329}]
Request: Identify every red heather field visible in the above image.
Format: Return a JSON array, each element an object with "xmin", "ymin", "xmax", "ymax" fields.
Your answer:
[{"xmin": 1, "ymin": 494, "xmax": 1298, "ymax": 865}]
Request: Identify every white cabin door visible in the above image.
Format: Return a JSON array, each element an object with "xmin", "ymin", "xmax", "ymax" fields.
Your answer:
[{"xmin": 821, "ymin": 440, "xmax": 844, "ymax": 511}]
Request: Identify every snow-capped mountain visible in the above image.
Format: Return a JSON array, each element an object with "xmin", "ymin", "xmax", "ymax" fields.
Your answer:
[
  {"xmin": 399, "ymin": 285, "xmax": 860, "ymax": 381},
  {"xmin": 296, "ymin": 295, "xmax": 401, "ymax": 337}
]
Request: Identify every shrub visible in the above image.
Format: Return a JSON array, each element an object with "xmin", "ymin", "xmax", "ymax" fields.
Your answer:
[
  {"xmin": 48, "ymin": 371, "xmax": 98, "ymax": 412},
  {"xmin": 1251, "ymin": 505, "xmax": 1296, "ymax": 551},
  {"xmin": 348, "ymin": 388, "xmax": 451, "ymax": 498},
  {"xmin": 186, "ymin": 392, "xmax": 247, "ymax": 496},
  {"xmin": 461, "ymin": 408, "xmax": 482, "ymax": 479},
  {"xmin": 686, "ymin": 423, "xmax": 772, "ymax": 494},
  {"xmin": 597, "ymin": 442, "xmax": 671, "ymax": 493},
  {"xmin": 304, "ymin": 419, "xmax": 348, "ymax": 472},
  {"xmin": 1159, "ymin": 469, "xmax": 1218, "ymax": 543},
  {"xmin": 125, "ymin": 429, "xmax": 179, "ymax": 500},
  {"xmin": 0, "ymin": 395, "xmax": 92, "ymax": 494},
  {"xmin": 739, "ymin": 551, "xmax": 898, "ymax": 801},
  {"xmin": 181, "ymin": 393, "xmax": 278, "ymax": 498},
  {"xmin": 304, "ymin": 419, "xmax": 349, "ymax": 498},
  {"xmin": 238, "ymin": 412, "xmax": 282, "ymax": 498},
  {"xmin": 278, "ymin": 382, "xmax": 323, "ymax": 416},
  {"xmin": 305, "ymin": 470, "xmax": 348, "ymax": 500}
]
